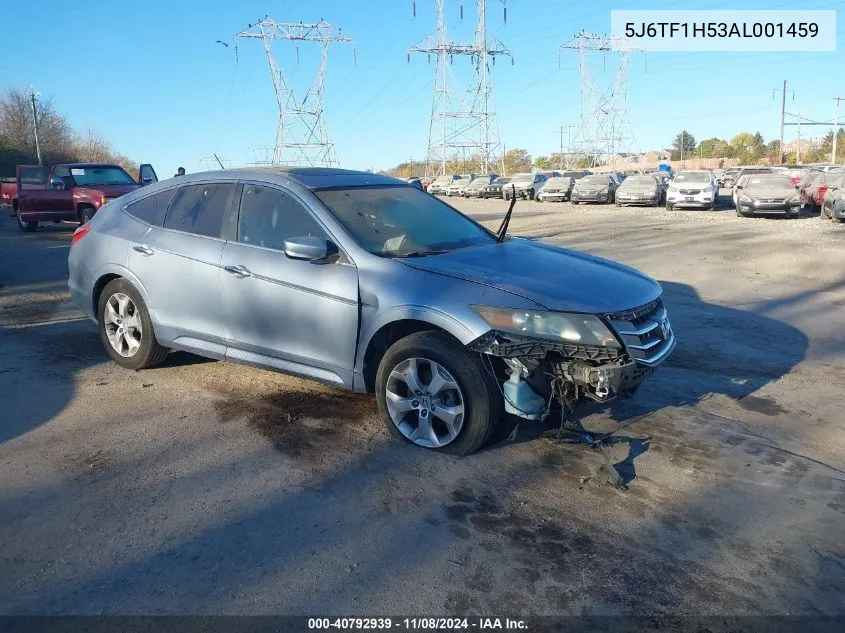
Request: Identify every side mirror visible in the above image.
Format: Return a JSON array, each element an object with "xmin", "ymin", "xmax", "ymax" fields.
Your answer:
[
  {"xmin": 736, "ymin": 186, "xmax": 743, "ymax": 191},
  {"xmin": 283, "ymin": 235, "xmax": 332, "ymax": 261},
  {"xmin": 140, "ymin": 176, "xmax": 154, "ymax": 185},
  {"xmin": 49, "ymin": 177, "xmax": 65, "ymax": 190}
]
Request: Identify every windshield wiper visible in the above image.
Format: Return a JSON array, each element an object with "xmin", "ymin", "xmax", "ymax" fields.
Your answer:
[{"xmin": 496, "ymin": 185, "xmax": 518, "ymax": 243}]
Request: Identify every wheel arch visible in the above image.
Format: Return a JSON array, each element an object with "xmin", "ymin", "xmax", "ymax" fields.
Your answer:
[
  {"xmin": 359, "ymin": 310, "xmax": 476, "ymax": 394},
  {"xmin": 91, "ymin": 265, "xmax": 153, "ymax": 323}
]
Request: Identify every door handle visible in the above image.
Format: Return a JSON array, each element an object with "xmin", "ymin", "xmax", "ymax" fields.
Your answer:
[
  {"xmin": 224, "ymin": 265, "xmax": 252, "ymax": 278},
  {"xmin": 132, "ymin": 244, "xmax": 154, "ymax": 256}
]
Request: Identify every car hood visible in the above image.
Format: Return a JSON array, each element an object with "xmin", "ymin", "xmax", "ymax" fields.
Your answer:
[
  {"xmin": 747, "ymin": 186, "xmax": 796, "ymax": 198},
  {"xmin": 399, "ymin": 238, "xmax": 661, "ymax": 313},
  {"xmin": 620, "ymin": 185, "xmax": 657, "ymax": 193}
]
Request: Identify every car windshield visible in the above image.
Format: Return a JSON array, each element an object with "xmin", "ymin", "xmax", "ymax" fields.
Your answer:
[
  {"xmin": 492, "ymin": 177, "xmax": 510, "ymax": 184},
  {"xmin": 561, "ymin": 171, "xmax": 588, "ymax": 179},
  {"xmin": 578, "ymin": 175, "xmax": 607, "ymax": 185},
  {"xmin": 451, "ymin": 178, "xmax": 471, "ymax": 187},
  {"xmin": 315, "ymin": 186, "xmax": 495, "ymax": 257},
  {"xmin": 432, "ymin": 175, "xmax": 454, "ymax": 185},
  {"xmin": 543, "ymin": 177, "xmax": 571, "ymax": 187},
  {"xmin": 466, "ymin": 178, "xmax": 488, "ymax": 189},
  {"xmin": 674, "ymin": 172, "xmax": 710, "ymax": 183},
  {"xmin": 511, "ymin": 173, "xmax": 534, "ymax": 183},
  {"xmin": 71, "ymin": 166, "xmax": 135, "ymax": 186},
  {"xmin": 745, "ymin": 175, "xmax": 793, "ymax": 189}
]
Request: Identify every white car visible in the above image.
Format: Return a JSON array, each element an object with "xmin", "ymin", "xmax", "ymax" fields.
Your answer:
[
  {"xmin": 446, "ymin": 176, "xmax": 474, "ymax": 196},
  {"xmin": 505, "ymin": 172, "xmax": 548, "ymax": 200},
  {"xmin": 666, "ymin": 170, "xmax": 719, "ymax": 210},
  {"xmin": 427, "ymin": 174, "xmax": 460, "ymax": 195}
]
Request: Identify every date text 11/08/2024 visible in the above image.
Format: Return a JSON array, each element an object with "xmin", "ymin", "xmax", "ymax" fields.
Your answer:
[{"xmin": 307, "ymin": 617, "xmax": 528, "ymax": 630}]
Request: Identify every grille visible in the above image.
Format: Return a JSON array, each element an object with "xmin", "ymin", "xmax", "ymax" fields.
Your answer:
[
  {"xmin": 679, "ymin": 188, "xmax": 702, "ymax": 195},
  {"xmin": 604, "ymin": 298, "xmax": 675, "ymax": 367}
]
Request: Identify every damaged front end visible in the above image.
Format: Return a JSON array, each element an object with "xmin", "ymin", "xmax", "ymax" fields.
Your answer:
[{"xmin": 468, "ymin": 298, "xmax": 675, "ymax": 419}]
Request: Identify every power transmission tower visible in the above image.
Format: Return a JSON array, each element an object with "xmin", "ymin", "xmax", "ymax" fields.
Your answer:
[
  {"xmin": 560, "ymin": 33, "xmax": 642, "ymax": 170},
  {"xmin": 409, "ymin": 1, "xmax": 511, "ymax": 177},
  {"xmin": 236, "ymin": 17, "xmax": 353, "ymax": 167}
]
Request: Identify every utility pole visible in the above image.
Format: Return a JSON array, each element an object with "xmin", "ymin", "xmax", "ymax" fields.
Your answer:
[
  {"xmin": 556, "ymin": 125, "xmax": 574, "ymax": 169},
  {"xmin": 797, "ymin": 109, "xmax": 802, "ymax": 164},
  {"xmin": 833, "ymin": 97, "xmax": 843, "ymax": 164},
  {"xmin": 773, "ymin": 81, "xmax": 794, "ymax": 165},
  {"xmin": 29, "ymin": 86, "xmax": 42, "ymax": 166}
]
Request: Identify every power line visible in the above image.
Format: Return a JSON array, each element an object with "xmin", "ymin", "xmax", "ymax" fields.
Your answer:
[{"xmin": 235, "ymin": 17, "xmax": 354, "ymax": 167}]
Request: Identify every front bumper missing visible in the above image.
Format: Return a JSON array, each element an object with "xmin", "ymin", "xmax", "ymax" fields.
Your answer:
[{"xmin": 468, "ymin": 329, "xmax": 670, "ymax": 403}]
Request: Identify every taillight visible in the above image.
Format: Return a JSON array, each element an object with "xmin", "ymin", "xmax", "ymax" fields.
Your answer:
[{"xmin": 71, "ymin": 224, "xmax": 90, "ymax": 246}]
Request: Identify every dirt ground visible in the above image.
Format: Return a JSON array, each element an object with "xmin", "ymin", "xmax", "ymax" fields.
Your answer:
[{"xmin": 0, "ymin": 194, "xmax": 843, "ymax": 616}]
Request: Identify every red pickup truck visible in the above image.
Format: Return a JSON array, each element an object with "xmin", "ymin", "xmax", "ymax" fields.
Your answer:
[{"xmin": 14, "ymin": 162, "xmax": 157, "ymax": 232}]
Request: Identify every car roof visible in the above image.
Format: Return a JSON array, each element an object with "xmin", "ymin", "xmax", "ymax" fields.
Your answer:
[{"xmin": 164, "ymin": 167, "xmax": 406, "ymax": 190}]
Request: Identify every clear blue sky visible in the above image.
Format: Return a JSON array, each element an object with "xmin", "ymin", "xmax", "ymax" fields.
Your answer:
[{"xmin": 0, "ymin": 0, "xmax": 841, "ymax": 176}]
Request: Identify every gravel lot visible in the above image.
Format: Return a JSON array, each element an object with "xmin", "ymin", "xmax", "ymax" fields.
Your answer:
[{"xmin": 0, "ymin": 192, "xmax": 843, "ymax": 616}]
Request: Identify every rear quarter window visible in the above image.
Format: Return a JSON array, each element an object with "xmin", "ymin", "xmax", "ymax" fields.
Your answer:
[
  {"xmin": 125, "ymin": 189, "xmax": 177, "ymax": 227},
  {"xmin": 163, "ymin": 183, "xmax": 234, "ymax": 238}
]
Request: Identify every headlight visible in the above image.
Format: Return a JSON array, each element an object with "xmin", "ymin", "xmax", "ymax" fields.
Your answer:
[
  {"xmin": 739, "ymin": 195, "xmax": 752, "ymax": 204},
  {"xmin": 599, "ymin": 188, "xmax": 608, "ymax": 194},
  {"xmin": 789, "ymin": 194, "xmax": 800, "ymax": 205},
  {"xmin": 471, "ymin": 305, "xmax": 621, "ymax": 348}
]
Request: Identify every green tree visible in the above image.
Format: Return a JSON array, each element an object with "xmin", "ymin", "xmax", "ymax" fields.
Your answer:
[
  {"xmin": 696, "ymin": 137, "xmax": 731, "ymax": 159},
  {"xmin": 730, "ymin": 132, "xmax": 766, "ymax": 164},
  {"xmin": 671, "ymin": 130, "xmax": 696, "ymax": 160},
  {"xmin": 502, "ymin": 148, "xmax": 531, "ymax": 175},
  {"xmin": 534, "ymin": 155, "xmax": 552, "ymax": 170}
]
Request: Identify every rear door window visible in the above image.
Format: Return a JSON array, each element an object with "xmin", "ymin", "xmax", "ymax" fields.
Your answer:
[
  {"xmin": 164, "ymin": 183, "xmax": 234, "ymax": 238},
  {"xmin": 126, "ymin": 189, "xmax": 178, "ymax": 227}
]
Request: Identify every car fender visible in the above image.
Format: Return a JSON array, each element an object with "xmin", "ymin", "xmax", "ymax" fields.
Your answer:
[
  {"xmin": 354, "ymin": 304, "xmax": 479, "ymax": 374},
  {"xmin": 90, "ymin": 262, "xmax": 153, "ymax": 317}
]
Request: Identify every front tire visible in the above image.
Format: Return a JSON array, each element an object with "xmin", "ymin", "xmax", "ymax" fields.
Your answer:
[
  {"xmin": 97, "ymin": 278, "xmax": 169, "ymax": 370},
  {"xmin": 375, "ymin": 331, "xmax": 502, "ymax": 455},
  {"xmin": 78, "ymin": 205, "xmax": 96, "ymax": 224},
  {"xmin": 17, "ymin": 209, "xmax": 37, "ymax": 232}
]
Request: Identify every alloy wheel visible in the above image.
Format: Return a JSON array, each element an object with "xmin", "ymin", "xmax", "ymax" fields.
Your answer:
[
  {"xmin": 385, "ymin": 357, "xmax": 465, "ymax": 448},
  {"xmin": 103, "ymin": 292, "xmax": 143, "ymax": 357}
]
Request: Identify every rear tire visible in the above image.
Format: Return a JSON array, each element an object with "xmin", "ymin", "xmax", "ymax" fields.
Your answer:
[
  {"xmin": 97, "ymin": 278, "xmax": 169, "ymax": 370},
  {"xmin": 375, "ymin": 331, "xmax": 502, "ymax": 455},
  {"xmin": 666, "ymin": 203, "xmax": 673, "ymax": 211},
  {"xmin": 17, "ymin": 208, "xmax": 37, "ymax": 232}
]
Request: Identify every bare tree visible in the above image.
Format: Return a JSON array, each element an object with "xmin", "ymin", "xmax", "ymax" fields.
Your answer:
[{"xmin": 0, "ymin": 88, "xmax": 75, "ymax": 164}]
